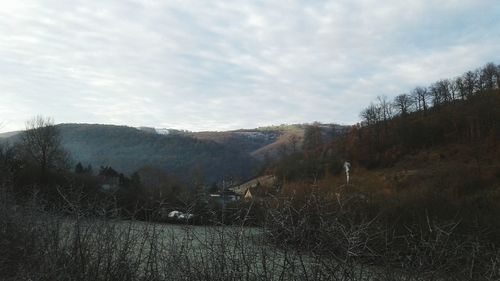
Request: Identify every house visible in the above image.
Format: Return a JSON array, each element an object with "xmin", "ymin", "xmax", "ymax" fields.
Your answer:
[
  {"xmin": 243, "ymin": 188, "xmax": 253, "ymax": 200},
  {"xmin": 99, "ymin": 175, "xmax": 120, "ymax": 192},
  {"xmin": 209, "ymin": 190, "xmax": 240, "ymax": 204},
  {"xmin": 230, "ymin": 175, "xmax": 277, "ymax": 199},
  {"xmin": 98, "ymin": 166, "xmax": 122, "ymax": 192}
]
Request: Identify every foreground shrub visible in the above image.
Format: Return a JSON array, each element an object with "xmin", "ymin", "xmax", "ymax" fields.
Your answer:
[
  {"xmin": 264, "ymin": 187, "xmax": 500, "ymax": 280},
  {"xmin": 2, "ymin": 185, "xmax": 499, "ymax": 280}
]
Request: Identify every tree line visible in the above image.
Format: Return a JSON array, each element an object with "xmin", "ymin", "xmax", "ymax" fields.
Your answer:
[
  {"xmin": 265, "ymin": 62, "xmax": 500, "ymax": 181},
  {"xmin": 344, "ymin": 62, "xmax": 500, "ymax": 168},
  {"xmin": 360, "ymin": 62, "xmax": 500, "ymax": 125},
  {"xmin": 0, "ymin": 116, "xmax": 262, "ymax": 223}
]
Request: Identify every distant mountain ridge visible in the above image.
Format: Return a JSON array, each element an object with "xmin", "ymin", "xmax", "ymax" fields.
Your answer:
[
  {"xmin": 0, "ymin": 131, "xmax": 21, "ymax": 139},
  {"xmin": 57, "ymin": 123, "xmax": 266, "ymax": 185},
  {"xmin": 1, "ymin": 122, "xmax": 346, "ymax": 185}
]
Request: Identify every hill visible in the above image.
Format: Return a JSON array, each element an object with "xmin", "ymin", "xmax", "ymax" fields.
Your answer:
[
  {"xmin": 186, "ymin": 130, "xmax": 280, "ymax": 155},
  {"xmin": 57, "ymin": 124, "xmax": 264, "ymax": 184},
  {"xmin": 0, "ymin": 131, "xmax": 21, "ymax": 139},
  {"xmin": 1, "ymin": 124, "xmax": 261, "ymax": 184},
  {"xmin": 1, "ymin": 123, "xmax": 345, "ymax": 186}
]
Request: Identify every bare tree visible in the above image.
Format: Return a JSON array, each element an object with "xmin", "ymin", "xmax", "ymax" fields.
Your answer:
[
  {"xmin": 377, "ymin": 95, "xmax": 393, "ymax": 123},
  {"xmin": 303, "ymin": 123, "xmax": 323, "ymax": 151},
  {"xmin": 429, "ymin": 80, "xmax": 451, "ymax": 107},
  {"xmin": 411, "ymin": 86, "xmax": 428, "ymax": 112},
  {"xmin": 496, "ymin": 64, "xmax": 500, "ymax": 89},
  {"xmin": 393, "ymin": 94, "xmax": 412, "ymax": 116},
  {"xmin": 463, "ymin": 70, "xmax": 478, "ymax": 98},
  {"xmin": 429, "ymin": 83, "xmax": 440, "ymax": 107},
  {"xmin": 439, "ymin": 79, "xmax": 452, "ymax": 102},
  {"xmin": 479, "ymin": 62, "xmax": 498, "ymax": 91},
  {"xmin": 287, "ymin": 134, "xmax": 300, "ymax": 153},
  {"xmin": 360, "ymin": 102, "xmax": 380, "ymax": 126},
  {"xmin": 453, "ymin": 76, "xmax": 466, "ymax": 100},
  {"xmin": 21, "ymin": 116, "xmax": 67, "ymax": 184}
]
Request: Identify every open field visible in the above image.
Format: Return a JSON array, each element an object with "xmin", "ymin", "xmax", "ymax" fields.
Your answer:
[{"xmin": 1, "ymin": 198, "xmax": 421, "ymax": 281}]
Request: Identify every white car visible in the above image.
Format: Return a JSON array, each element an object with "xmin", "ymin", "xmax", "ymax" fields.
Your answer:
[
  {"xmin": 168, "ymin": 210, "xmax": 194, "ymax": 221},
  {"xmin": 168, "ymin": 210, "xmax": 182, "ymax": 218}
]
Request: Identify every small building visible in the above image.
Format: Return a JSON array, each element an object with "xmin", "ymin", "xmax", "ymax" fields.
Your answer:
[
  {"xmin": 98, "ymin": 175, "xmax": 120, "ymax": 192},
  {"xmin": 243, "ymin": 188, "xmax": 253, "ymax": 200},
  {"xmin": 209, "ymin": 190, "xmax": 240, "ymax": 205},
  {"xmin": 231, "ymin": 175, "xmax": 277, "ymax": 199}
]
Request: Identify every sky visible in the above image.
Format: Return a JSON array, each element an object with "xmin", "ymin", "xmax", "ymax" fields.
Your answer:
[{"xmin": 1, "ymin": 0, "xmax": 499, "ymax": 132}]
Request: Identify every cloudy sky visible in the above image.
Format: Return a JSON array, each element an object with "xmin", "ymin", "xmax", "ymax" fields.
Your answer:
[{"xmin": 1, "ymin": 0, "xmax": 499, "ymax": 132}]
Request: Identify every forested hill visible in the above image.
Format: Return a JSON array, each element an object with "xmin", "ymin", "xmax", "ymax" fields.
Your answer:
[
  {"xmin": 268, "ymin": 63, "xmax": 500, "ymax": 185},
  {"xmin": 1, "ymin": 122, "xmax": 346, "ymax": 185},
  {"xmin": 56, "ymin": 123, "xmax": 265, "ymax": 184}
]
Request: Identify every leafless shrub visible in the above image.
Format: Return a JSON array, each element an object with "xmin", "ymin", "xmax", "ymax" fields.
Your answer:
[
  {"xmin": 263, "ymin": 187, "xmax": 500, "ymax": 280},
  {"xmin": 1, "ymin": 185, "xmax": 499, "ymax": 281}
]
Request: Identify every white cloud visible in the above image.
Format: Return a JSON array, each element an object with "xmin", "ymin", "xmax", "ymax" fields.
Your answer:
[{"xmin": 0, "ymin": 0, "xmax": 499, "ymax": 132}]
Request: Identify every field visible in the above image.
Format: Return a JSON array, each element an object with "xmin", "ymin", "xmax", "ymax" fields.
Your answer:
[{"xmin": 0, "ymin": 195, "xmax": 420, "ymax": 281}]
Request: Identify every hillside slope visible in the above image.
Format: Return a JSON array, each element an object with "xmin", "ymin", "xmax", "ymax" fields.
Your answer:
[
  {"xmin": 1, "ymin": 124, "xmax": 263, "ymax": 184},
  {"xmin": 187, "ymin": 130, "xmax": 280, "ymax": 156},
  {"xmin": 2, "ymin": 122, "xmax": 347, "ymax": 185},
  {"xmin": 56, "ymin": 124, "xmax": 262, "ymax": 184}
]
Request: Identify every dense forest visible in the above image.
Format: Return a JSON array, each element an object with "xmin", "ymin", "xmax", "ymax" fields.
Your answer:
[
  {"xmin": 59, "ymin": 123, "xmax": 261, "ymax": 184},
  {"xmin": 1, "ymin": 124, "xmax": 273, "ymax": 185}
]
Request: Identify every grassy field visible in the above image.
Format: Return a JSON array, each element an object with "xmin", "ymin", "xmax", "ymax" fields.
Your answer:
[
  {"xmin": 4, "ymin": 187, "xmax": 494, "ymax": 280},
  {"xmin": 0, "ymin": 197, "xmax": 418, "ymax": 281}
]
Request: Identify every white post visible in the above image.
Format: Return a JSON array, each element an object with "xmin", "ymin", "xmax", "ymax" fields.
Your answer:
[{"xmin": 344, "ymin": 161, "xmax": 351, "ymax": 185}]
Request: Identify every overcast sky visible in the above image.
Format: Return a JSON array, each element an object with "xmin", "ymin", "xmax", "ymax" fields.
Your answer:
[{"xmin": 1, "ymin": 0, "xmax": 499, "ymax": 132}]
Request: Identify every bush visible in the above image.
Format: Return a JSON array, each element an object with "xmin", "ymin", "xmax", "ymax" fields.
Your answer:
[{"xmin": 264, "ymin": 186, "xmax": 500, "ymax": 280}]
